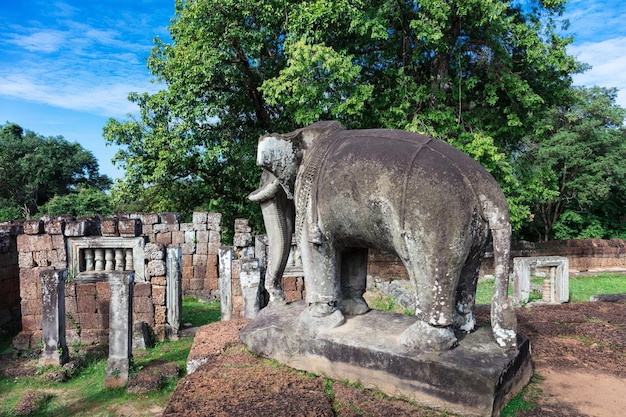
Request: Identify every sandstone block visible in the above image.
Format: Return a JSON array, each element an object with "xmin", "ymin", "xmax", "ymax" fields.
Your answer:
[
  {"xmin": 118, "ymin": 218, "xmax": 141, "ymax": 237},
  {"xmin": 154, "ymin": 305, "xmax": 166, "ymax": 325},
  {"xmin": 144, "ymin": 242, "xmax": 164, "ymax": 260},
  {"xmin": 156, "ymin": 231, "xmax": 172, "ymax": 245},
  {"xmin": 192, "ymin": 212, "xmax": 207, "ymax": 225},
  {"xmin": 134, "ymin": 282, "xmax": 151, "ymax": 297},
  {"xmin": 193, "ymin": 254, "xmax": 208, "ymax": 267},
  {"xmin": 101, "ymin": 219, "xmax": 118, "ymax": 236},
  {"xmin": 133, "ymin": 296, "xmax": 153, "ymax": 314},
  {"xmin": 23, "ymin": 220, "xmax": 44, "ymax": 235},
  {"xmin": 18, "ymin": 252, "xmax": 34, "ymax": 269},
  {"xmin": 207, "ymin": 213, "xmax": 222, "ymax": 230},
  {"xmin": 159, "ymin": 212, "xmax": 180, "ymax": 224},
  {"xmin": 147, "ymin": 260, "xmax": 166, "ymax": 277},
  {"xmin": 152, "ymin": 286, "xmax": 166, "ymax": 305}
]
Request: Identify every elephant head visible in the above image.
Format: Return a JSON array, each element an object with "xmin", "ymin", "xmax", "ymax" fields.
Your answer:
[{"xmin": 248, "ymin": 121, "xmax": 344, "ymax": 305}]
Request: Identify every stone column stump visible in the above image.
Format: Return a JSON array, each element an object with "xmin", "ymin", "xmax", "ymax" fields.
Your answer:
[
  {"xmin": 39, "ymin": 269, "xmax": 69, "ymax": 366},
  {"xmin": 104, "ymin": 271, "xmax": 134, "ymax": 388}
]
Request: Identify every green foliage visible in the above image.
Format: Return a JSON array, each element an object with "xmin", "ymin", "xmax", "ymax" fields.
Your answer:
[
  {"xmin": 517, "ymin": 86, "xmax": 626, "ymax": 240},
  {"xmin": 0, "ymin": 122, "xmax": 111, "ymax": 219},
  {"xmin": 38, "ymin": 187, "xmax": 113, "ymax": 217},
  {"xmin": 0, "ymin": 206, "xmax": 22, "ymax": 222},
  {"xmin": 105, "ymin": 0, "xmax": 582, "ymax": 236}
]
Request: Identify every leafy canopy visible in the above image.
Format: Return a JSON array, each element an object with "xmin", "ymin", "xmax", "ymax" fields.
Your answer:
[
  {"xmin": 0, "ymin": 122, "xmax": 112, "ymax": 220},
  {"xmin": 105, "ymin": 0, "xmax": 581, "ymax": 235},
  {"xmin": 517, "ymin": 86, "xmax": 626, "ymax": 241}
]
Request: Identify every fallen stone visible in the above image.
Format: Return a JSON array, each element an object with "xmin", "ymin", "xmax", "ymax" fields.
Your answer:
[
  {"xmin": 240, "ymin": 301, "xmax": 532, "ymax": 417},
  {"xmin": 590, "ymin": 293, "xmax": 626, "ymax": 302}
]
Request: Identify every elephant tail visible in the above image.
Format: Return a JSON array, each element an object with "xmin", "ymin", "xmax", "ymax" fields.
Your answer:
[{"xmin": 482, "ymin": 195, "xmax": 518, "ymax": 350}]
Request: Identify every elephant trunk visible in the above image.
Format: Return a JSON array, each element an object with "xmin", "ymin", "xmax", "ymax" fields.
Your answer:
[
  {"xmin": 249, "ymin": 175, "xmax": 281, "ymax": 203},
  {"xmin": 490, "ymin": 225, "xmax": 518, "ymax": 349},
  {"xmin": 249, "ymin": 171, "xmax": 294, "ymax": 306}
]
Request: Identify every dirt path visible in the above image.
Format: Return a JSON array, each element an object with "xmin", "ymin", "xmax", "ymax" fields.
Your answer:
[{"xmin": 537, "ymin": 366, "xmax": 626, "ymax": 417}]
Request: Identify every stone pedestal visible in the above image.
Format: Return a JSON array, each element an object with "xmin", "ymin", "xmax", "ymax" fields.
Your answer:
[
  {"xmin": 240, "ymin": 301, "xmax": 532, "ymax": 417},
  {"xmin": 39, "ymin": 270, "xmax": 69, "ymax": 366},
  {"xmin": 104, "ymin": 272, "xmax": 134, "ymax": 388}
]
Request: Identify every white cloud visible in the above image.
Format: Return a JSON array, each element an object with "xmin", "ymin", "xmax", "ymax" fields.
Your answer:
[
  {"xmin": 7, "ymin": 30, "xmax": 67, "ymax": 53},
  {"xmin": 0, "ymin": 68, "xmax": 159, "ymax": 118},
  {"xmin": 563, "ymin": 0, "xmax": 626, "ymax": 108},
  {"xmin": 569, "ymin": 37, "xmax": 626, "ymax": 108}
]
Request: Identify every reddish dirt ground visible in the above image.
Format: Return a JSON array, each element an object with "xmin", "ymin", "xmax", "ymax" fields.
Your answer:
[{"xmin": 165, "ymin": 300, "xmax": 626, "ymax": 417}]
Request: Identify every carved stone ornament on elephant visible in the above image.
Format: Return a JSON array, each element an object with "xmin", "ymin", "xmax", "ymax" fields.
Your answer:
[{"xmin": 248, "ymin": 121, "xmax": 517, "ymax": 351}]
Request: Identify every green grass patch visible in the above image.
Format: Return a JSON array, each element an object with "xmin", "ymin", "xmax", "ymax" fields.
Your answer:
[
  {"xmin": 501, "ymin": 374, "xmax": 544, "ymax": 417},
  {"xmin": 181, "ymin": 297, "xmax": 221, "ymax": 326},
  {"xmin": 476, "ymin": 273, "xmax": 626, "ymax": 304}
]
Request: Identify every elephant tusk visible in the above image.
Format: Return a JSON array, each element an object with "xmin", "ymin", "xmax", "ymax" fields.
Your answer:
[{"xmin": 248, "ymin": 177, "xmax": 282, "ymax": 203}]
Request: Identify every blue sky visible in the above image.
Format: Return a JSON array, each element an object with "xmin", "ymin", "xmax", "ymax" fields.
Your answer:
[{"xmin": 1, "ymin": 1, "xmax": 625, "ymax": 180}]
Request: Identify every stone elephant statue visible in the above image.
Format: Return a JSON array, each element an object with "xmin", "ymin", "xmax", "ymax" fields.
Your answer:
[{"xmin": 248, "ymin": 121, "xmax": 517, "ymax": 351}]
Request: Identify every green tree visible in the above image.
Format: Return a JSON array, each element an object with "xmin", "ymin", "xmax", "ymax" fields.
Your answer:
[
  {"xmin": 104, "ymin": 0, "xmax": 581, "ymax": 233},
  {"xmin": 0, "ymin": 122, "xmax": 112, "ymax": 218},
  {"xmin": 39, "ymin": 187, "xmax": 113, "ymax": 218},
  {"xmin": 517, "ymin": 86, "xmax": 626, "ymax": 241}
]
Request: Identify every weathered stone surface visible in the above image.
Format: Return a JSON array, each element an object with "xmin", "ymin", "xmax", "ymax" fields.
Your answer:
[
  {"xmin": 118, "ymin": 218, "xmax": 141, "ymax": 237},
  {"xmin": 144, "ymin": 242, "xmax": 164, "ymax": 260},
  {"xmin": 101, "ymin": 219, "xmax": 119, "ymax": 237},
  {"xmin": 159, "ymin": 212, "xmax": 180, "ymax": 224},
  {"xmin": 590, "ymin": 293, "xmax": 626, "ymax": 302},
  {"xmin": 147, "ymin": 260, "xmax": 166, "ymax": 277},
  {"xmin": 240, "ymin": 301, "xmax": 532, "ymax": 417}
]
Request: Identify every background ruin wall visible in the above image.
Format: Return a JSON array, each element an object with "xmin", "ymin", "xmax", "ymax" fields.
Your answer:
[{"xmin": 6, "ymin": 212, "xmax": 221, "ymax": 349}]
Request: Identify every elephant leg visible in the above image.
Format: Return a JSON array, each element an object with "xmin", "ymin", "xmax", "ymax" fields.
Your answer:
[
  {"xmin": 338, "ymin": 248, "xmax": 370, "ymax": 315},
  {"xmin": 400, "ymin": 249, "xmax": 460, "ymax": 351},
  {"xmin": 453, "ymin": 249, "xmax": 482, "ymax": 333},
  {"xmin": 297, "ymin": 228, "xmax": 345, "ymax": 333}
]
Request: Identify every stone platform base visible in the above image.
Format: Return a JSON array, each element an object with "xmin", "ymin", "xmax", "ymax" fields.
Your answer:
[{"xmin": 240, "ymin": 301, "xmax": 532, "ymax": 417}]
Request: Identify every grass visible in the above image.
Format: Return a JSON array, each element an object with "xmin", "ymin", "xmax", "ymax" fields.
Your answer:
[
  {"xmin": 475, "ymin": 272, "xmax": 626, "ymax": 304},
  {"xmin": 0, "ymin": 298, "xmax": 220, "ymax": 417}
]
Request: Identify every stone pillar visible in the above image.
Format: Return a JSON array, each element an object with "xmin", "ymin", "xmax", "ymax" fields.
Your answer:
[
  {"xmin": 166, "ymin": 246, "xmax": 182, "ymax": 339},
  {"xmin": 39, "ymin": 269, "xmax": 69, "ymax": 366},
  {"xmin": 240, "ymin": 258, "xmax": 263, "ymax": 319},
  {"xmin": 218, "ymin": 247, "xmax": 233, "ymax": 321},
  {"xmin": 104, "ymin": 272, "xmax": 134, "ymax": 388}
]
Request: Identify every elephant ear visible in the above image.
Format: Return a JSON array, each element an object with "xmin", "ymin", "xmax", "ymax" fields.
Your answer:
[{"xmin": 257, "ymin": 121, "xmax": 345, "ymax": 200}]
